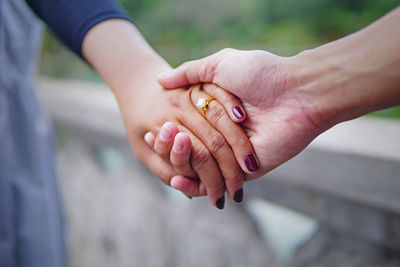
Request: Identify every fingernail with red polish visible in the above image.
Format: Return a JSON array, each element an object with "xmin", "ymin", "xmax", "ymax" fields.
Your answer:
[
  {"xmin": 234, "ymin": 188, "xmax": 243, "ymax": 203},
  {"xmin": 245, "ymin": 154, "xmax": 259, "ymax": 172},
  {"xmin": 233, "ymin": 107, "xmax": 244, "ymax": 119},
  {"xmin": 216, "ymin": 196, "xmax": 225, "ymax": 209}
]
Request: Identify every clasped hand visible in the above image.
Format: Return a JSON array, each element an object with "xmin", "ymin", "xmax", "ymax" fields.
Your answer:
[
  {"xmin": 119, "ymin": 62, "xmax": 261, "ymax": 209},
  {"xmin": 143, "ymin": 49, "xmax": 323, "ymax": 209}
]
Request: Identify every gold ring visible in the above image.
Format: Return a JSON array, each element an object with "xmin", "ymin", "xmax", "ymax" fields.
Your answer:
[{"xmin": 196, "ymin": 97, "xmax": 215, "ymax": 118}]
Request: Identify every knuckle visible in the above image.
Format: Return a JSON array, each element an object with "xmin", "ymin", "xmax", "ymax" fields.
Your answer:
[
  {"xmin": 201, "ymin": 62, "xmax": 217, "ymax": 81},
  {"xmin": 223, "ymin": 92, "xmax": 238, "ymax": 104},
  {"xmin": 167, "ymin": 94, "xmax": 182, "ymax": 109},
  {"xmin": 232, "ymin": 135, "xmax": 250, "ymax": 149},
  {"xmin": 191, "ymin": 147, "xmax": 211, "ymax": 169},
  {"xmin": 209, "ymin": 181, "xmax": 226, "ymax": 195},
  {"xmin": 224, "ymin": 171, "xmax": 244, "ymax": 188},
  {"xmin": 208, "ymin": 104, "xmax": 225, "ymax": 124},
  {"xmin": 209, "ymin": 134, "xmax": 227, "ymax": 155}
]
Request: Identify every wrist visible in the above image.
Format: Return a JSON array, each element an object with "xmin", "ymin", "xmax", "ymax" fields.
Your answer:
[
  {"xmin": 292, "ymin": 44, "xmax": 376, "ymax": 131},
  {"xmin": 291, "ymin": 49, "xmax": 342, "ymax": 130},
  {"xmin": 82, "ymin": 19, "xmax": 171, "ymax": 97},
  {"xmin": 292, "ymin": 10, "xmax": 400, "ymax": 129}
]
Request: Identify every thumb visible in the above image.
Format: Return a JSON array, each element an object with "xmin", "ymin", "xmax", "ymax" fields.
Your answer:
[{"xmin": 157, "ymin": 55, "xmax": 217, "ymax": 89}]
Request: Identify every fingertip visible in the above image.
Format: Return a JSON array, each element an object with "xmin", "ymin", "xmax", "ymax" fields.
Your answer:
[
  {"xmin": 144, "ymin": 132, "xmax": 155, "ymax": 148},
  {"xmin": 171, "ymin": 175, "xmax": 200, "ymax": 197},
  {"xmin": 173, "ymin": 132, "xmax": 192, "ymax": 153},
  {"xmin": 163, "ymin": 121, "xmax": 179, "ymax": 132},
  {"xmin": 232, "ymin": 106, "xmax": 246, "ymax": 123},
  {"xmin": 159, "ymin": 121, "xmax": 179, "ymax": 143},
  {"xmin": 170, "ymin": 175, "xmax": 182, "ymax": 189},
  {"xmin": 244, "ymin": 153, "xmax": 260, "ymax": 173},
  {"xmin": 175, "ymin": 132, "xmax": 191, "ymax": 142}
]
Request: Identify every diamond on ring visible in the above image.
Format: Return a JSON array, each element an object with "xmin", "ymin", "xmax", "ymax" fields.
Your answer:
[
  {"xmin": 196, "ymin": 97, "xmax": 216, "ymax": 118},
  {"xmin": 197, "ymin": 98, "xmax": 206, "ymax": 108}
]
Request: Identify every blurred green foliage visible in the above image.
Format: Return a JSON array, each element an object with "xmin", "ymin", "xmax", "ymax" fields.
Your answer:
[{"xmin": 39, "ymin": 0, "xmax": 400, "ymax": 118}]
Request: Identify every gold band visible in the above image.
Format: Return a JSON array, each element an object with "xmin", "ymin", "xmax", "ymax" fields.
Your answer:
[
  {"xmin": 201, "ymin": 97, "xmax": 215, "ymax": 118},
  {"xmin": 189, "ymin": 87, "xmax": 216, "ymax": 118}
]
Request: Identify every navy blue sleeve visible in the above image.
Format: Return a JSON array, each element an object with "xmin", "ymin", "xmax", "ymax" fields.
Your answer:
[{"xmin": 25, "ymin": 0, "xmax": 134, "ymax": 58}]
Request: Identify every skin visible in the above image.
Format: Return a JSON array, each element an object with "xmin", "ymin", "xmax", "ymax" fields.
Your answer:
[
  {"xmin": 153, "ymin": 7, "xmax": 400, "ymax": 198},
  {"xmin": 81, "ymin": 19, "xmax": 259, "ymax": 208}
]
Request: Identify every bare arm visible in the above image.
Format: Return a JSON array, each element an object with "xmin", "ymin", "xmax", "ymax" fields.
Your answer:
[
  {"xmin": 82, "ymin": 20, "xmax": 169, "ymax": 96},
  {"xmin": 294, "ymin": 6, "xmax": 400, "ymax": 128}
]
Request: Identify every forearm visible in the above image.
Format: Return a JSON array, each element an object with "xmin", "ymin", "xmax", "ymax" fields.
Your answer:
[
  {"xmin": 82, "ymin": 19, "xmax": 170, "ymax": 99},
  {"xmin": 294, "ymin": 7, "xmax": 400, "ymax": 129},
  {"xmin": 26, "ymin": 0, "xmax": 132, "ymax": 57}
]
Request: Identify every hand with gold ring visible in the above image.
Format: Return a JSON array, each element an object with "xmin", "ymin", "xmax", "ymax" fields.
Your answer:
[
  {"xmin": 119, "ymin": 79, "xmax": 255, "ymax": 209},
  {"xmin": 145, "ymin": 83, "xmax": 260, "ymax": 203},
  {"xmin": 108, "ymin": 57, "xmax": 259, "ymax": 209}
]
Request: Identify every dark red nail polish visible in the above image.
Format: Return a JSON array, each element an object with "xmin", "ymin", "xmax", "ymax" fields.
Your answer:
[
  {"xmin": 216, "ymin": 196, "xmax": 225, "ymax": 209},
  {"xmin": 245, "ymin": 154, "xmax": 259, "ymax": 172},
  {"xmin": 233, "ymin": 107, "xmax": 244, "ymax": 119},
  {"xmin": 234, "ymin": 188, "xmax": 243, "ymax": 203}
]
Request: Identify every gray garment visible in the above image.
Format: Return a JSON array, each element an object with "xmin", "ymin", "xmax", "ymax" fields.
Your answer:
[{"xmin": 0, "ymin": 0, "xmax": 66, "ymax": 267}]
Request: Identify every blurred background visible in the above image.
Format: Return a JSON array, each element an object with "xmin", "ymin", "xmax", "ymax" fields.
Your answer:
[{"xmin": 36, "ymin": 1, "xmax": 400, "ymax": 267}]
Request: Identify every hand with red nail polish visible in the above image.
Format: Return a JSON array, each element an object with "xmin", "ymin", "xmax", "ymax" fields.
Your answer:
[
  {"xmin": 145, "ymin": 116, "xmax": 254, "ymax": 206},
  {"xmin": 157, "ymin": 49, "xmax": 325, "ymax": 180}
]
